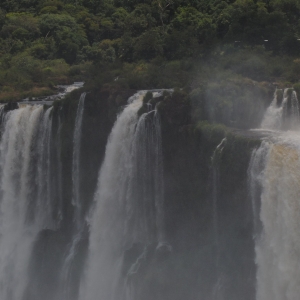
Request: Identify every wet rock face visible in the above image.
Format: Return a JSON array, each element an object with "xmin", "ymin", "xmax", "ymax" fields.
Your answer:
[
  {"xmin": 159, "ymin": 100, "xmax": 259, "ymax": 300},
  {"xmin": 107, "ymin": 88, "xmax": 261, "ymax": 300}
]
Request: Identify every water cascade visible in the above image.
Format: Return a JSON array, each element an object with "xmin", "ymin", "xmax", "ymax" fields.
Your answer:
[
  {"xmin": 0, "ymin": 104, "xmax": 5, "ymax": 125},
  {"xmin": 0, "ymin": 87, "xmax": 89, "ymax": 300},
  {"xmin": 261, "ymin": 89, "xmax": 300, "ymax": 130},
  {"xmin": 248, "ymin": 142, "xmax": 269, "ymax": 236},
  {"xmin": 72, "ymin": 92, "xmax": 86, "ymax": 227},
  {"xmin": 248, "ymin": 132, "xmax": 300, "ymax": 300},
  {"xmin": 0, "ymin": 105, "xmax": 57, "ymax": 300},
  {"xmin": 61, "ymin": 92, "xmax": 86, "ymax": 300},
  {"xmin": 211, "ymin": 138, "xmax": 227, "ymax": 300},
  {"xmin": 80, "ymin": 90, "xmax": 168, "ymax": 300},
  {"xmin": 289, "ymin": 91, "xmax": 300, "ymax": 129},
  {"xmin": 0, "ymin": 89, "xmax": 170, "ymax": 300},
  {"xmin": 0, "ymin": 85, "xmax": 297, "ymax": 300},
  {"xmin": 55, "ymin": 114, "xmax": 63, "ymax": 224},
  {"xmin": 251, "ymin": 86, "xmax": 300, "ymax": 300}
]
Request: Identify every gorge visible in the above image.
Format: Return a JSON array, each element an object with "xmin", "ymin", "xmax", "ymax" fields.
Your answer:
[{"xmin": 0, "ymin": 85, "xmax": 298, "ymax": 300}]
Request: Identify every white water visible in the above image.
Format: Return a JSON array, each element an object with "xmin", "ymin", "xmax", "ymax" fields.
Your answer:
[
  {"xmin": 211, "ymin": 138, "xmax": 226, "ymax": 300},
  {"xmin": 249, "ymin": 132, "xmax": 300, "ymax": 300},
  {"xmin": 261, "ymin": 89, "xmax": 284, "ymax": 130},
  {"xmin": 253, "ymin": 88, "xmax": 300, "ymax": 299},
  {"xmin": 0, "ymin": 90, "xmax": 168, "ymax": 300},
  {"xmin": 290, "ymin": 91, "xmax": 300, "ymax": 129},
  {"xmin": 261, "ymin": 89, "xmax": 300, "ymax": 130},
  {"xmin": 211, "ymin": 138, "xmax": 226, "ymax": 248},
  {"xmin": 72, "ymin": 92, "xmax": 86, "ymax": 227},
  {"xmin": 81, "ymin": 90, "xmax": 167, "ymax": 300},
  {"xmin": 56, "ymin": 114, "xmax": 63, "ymax": 223},
  {"xmin": 248, "ymin": 141, "xmax": 270, "ymax": 235},
  {"xmin": 61, "ymin": 92, "xmax": 86, "ymax": 300},
  {"xmin": 37, "ymin": 106, "xmax": 56, "ymax": 228},
  {"xmin": 0, "ymin": 105, "xmax": 54, "ymax": 300}
]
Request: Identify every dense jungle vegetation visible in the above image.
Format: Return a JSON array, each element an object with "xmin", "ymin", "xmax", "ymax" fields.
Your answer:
[{"xmin": 1, "ymin": 0, "xmax": 300, "ymax": 126}]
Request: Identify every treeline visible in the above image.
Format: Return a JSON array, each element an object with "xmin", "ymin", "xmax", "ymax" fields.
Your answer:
[{"xmin": 0, "ymin": 0, "xmax": 300, "ymax": 101}]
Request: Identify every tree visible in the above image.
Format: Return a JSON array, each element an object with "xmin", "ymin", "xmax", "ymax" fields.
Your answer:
[
  {"xmin": 171, "ymin": 6, "xmax": 216, "ymax": 44},
  {"xmin": 0, "ymin": 9, "xmax": 5, "ymax": 31},
  {"xmin": 1, "ymin": 13, "xmax": 40, "ymax": 41},
  {"xmin": 126, "ymin": 4, "xmax": 156, "ymax": 36},
  {"xmin": 133, "ymin": 28, "xmax": 163, "ymax": 59},
  {"xmin": 39, "ymin": 14, "xmax": 88, "ymax": 63}
]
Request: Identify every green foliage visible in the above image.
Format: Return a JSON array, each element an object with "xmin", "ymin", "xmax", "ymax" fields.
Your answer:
[
  {"xmin": 39, "ymin": 13, "xmax": 88, "ymax": 63},
  {"xmin": 28, "ymin": 38, "xmax": 56, "ymax": 60},
  {"xmin": 133, "ymin": 29, "xmax": 164, "ymax": 59},
  {"xmin": 195, "ymin": 121, "xmax": 228, "ymax": 142},
  {"xmin": 111, "ymin": 8, "xmax": 129, "ymax": 37},
  {"xmin": 172, "ymin": 6, "xmax": 216, "ymax": 43},
  {"xmin": 126, "ymin": 4, "xmax": 156, "ymax": 36},
  {"xmin": 0, "ymin": 0, "xmax": 300, "ymax": 104},
  {"xmin": 83, "ymin": 39, "xmax": 116, "ymax": 62},
  {"xmin": 1, "ymin": 13, "xmax": 40, "ymax": 41},
  {"xmin": 0, "ymin": 9, "xmax": 5, "ymax": 30}
]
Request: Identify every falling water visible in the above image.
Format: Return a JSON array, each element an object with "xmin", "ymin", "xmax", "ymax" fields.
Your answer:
[
  {"xmin": 72, "ymin": 93, "xmax": 86, "ymax": 227},
  {"xmin": 248, "ymin": 141, "xmax": 270, "ymax": 236},
  {"xmin": 0, "ymin": 105, "xmax": 55, "ymax": 300},
  {"xmin": 260, "ymin": 89, "xmax": 284, "ymax": 130},
  {"xmin": 261, "ymin": 88, "xmax": 300, "ymax": 130},
  {"xmin": 131, "ymin": 105, "xmax": 165, "ymax": 244},
  {"xmin": 252, "ymin": 86, "xmax": 300, "ymax": 299},
  {"xmin": 0, "ymin": 104, "xmax": 5, "ymax": 127},
  {"xmin": 249, "ymin": 132, "xmax": 300, "ymax": 300},
  {"xmin": 211, "ymin": 138, "xmax": 226, "ymax": 300},
  {"xmin": 211, "ymin": 138, "xmax": 226, "ymax": 248},
  {"xmin": 36, "ymin": 106, "xmax": 56, "ymax": 229},
  {"xmin": 61, "ymin": 93, "xmax": 86, "ymax": 300},
  {"xmin": 55, "ymin": 114, "xmax": 63, "ymax": 224},
  {"xmin": 81, "ymin": 90, "xmax": 167, "ymax": 300},
  {"xmin": 290, "ymin": 91, "xmax": 300, "ymax": 129}
]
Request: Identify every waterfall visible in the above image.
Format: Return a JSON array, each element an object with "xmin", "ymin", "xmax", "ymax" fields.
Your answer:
[
  {"xmin": 211, "ymin": 138, "xmax": 226, "ymax": 300},
  {"xmin": 253, "ymin": 87, "xmax": 300, "ymax": 300},
  {"xmin": 0, "ymin": 104, "xmax": 5, "ymax": 127},
  {"xmin": 81, "ymin": 90, "xmax": 167, "ymax": 300},
  {"xmin": 260, "ymin": 89, "xmax": 284, "ymax": 130},
  {"xmin": 290, "ymin": 91, "xmax": 300, "ymax": 129},
  {"xmin": 0, "ymin": 89, "xmax": 167, "ymax": 300},
  {"xmin": 37, "ymin": 106, "xmax": 56, "ymax": 228},
  {"xmin": 60, "ymin": 92, "xmax": 86, "ymax": 300},
  {"xmin": 211, "ymin": 138, "xmax": 226, "ymax": 248},
  {"xmin": 249, "ymin": 132, "xmax": 300, "ymax": 300},
  {"xmin": 0, "ymin": 105, "xmax": 56, "ymax": 300},
  {"xmin": 261, "ymin": 89, "xmax": 300, "ymax": 130},
  {"xmin": 72, "ymin": 92, "xmax": 86, "ymax": 227},
  {"xmin": 56, "ymin": 113, "xmax": 63, "ymax": 223},
  {"xmin": 248, "ymin": 141, "xmax": 270, "ymax": 236}
]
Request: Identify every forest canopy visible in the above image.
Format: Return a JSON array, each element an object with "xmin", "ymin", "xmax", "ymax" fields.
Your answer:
[{"xmin": 0, "ymin": 0, "xmax": 300, "ymax": 101}]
